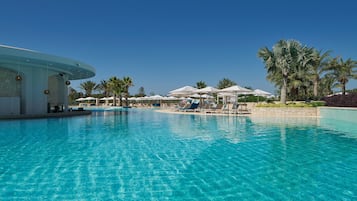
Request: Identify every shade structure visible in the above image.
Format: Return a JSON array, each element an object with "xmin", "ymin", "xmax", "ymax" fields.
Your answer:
[
  {"xmin": 128, "ymin": 97, "xmax": 138, "ymax": 101},
  {"xmin": 82, "ymin": 97, "xmax": 96, "ymax": 101},
  {"xmin": 75, "ymin": 97, "xmax": 85, "ymax": 102},
  {"xmin": 196, "ymin": 86, "xmax": 219, "ymax": 94},
  {"xmin": 100, "ymin": 96, "xmax": 119, "ymax": 101},
  {"xmin": 76, "ymin": 97, "xmax": 97, "ymax": 105},
  {"xmin": 201, "ymin": 94, "xmax": 214, "ymax": 99},
  {"xmin": 162, "ymin": 96, "xmax": 181, "ymax": 101},
  {"xmin": 254, "ymin": 89, "xmax": 273, "ymax": 102},
  {"xmin": 0, "ymin": 45, "xmax": 96, "ymax": 115},
  {"xmin": 219, "ymin": 85, "xmax": 252, "ymax": 94},
  {"xmin": 218, "ymin": 85, "xmax": 253, "ymax": 104},
  {"xmin": 190, "ymin": 93, "xmax": 214, "ymax": 99},
  {"xmin": 254, "ymin": 89, "xmax": 272, "ymax": 97},
  {"xmin": 100, "ymin": 97, "xmax": 110, "ymax": 101},
  {"xmin": 190, "ymin": 93, "xmax": 201, "ymax": 98},
  {"xmin": 136, "ymin": 96, "xmax": 150, "ymax": 101},
  {"xmin": 217, "ymin": 92, "xmax": 236, "ymax": 97},
  {"xmin": 168, "ymin": 86, "xmax": 198, "ymax": 97},
  {"xmin": 148, "ymin": 95, "xmax": 164, "ymax": 100}
]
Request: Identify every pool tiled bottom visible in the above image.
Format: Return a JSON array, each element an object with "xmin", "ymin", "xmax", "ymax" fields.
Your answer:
[{"xmin": 0, "ymin": 110, "xmax": 356, "ymax": 200}]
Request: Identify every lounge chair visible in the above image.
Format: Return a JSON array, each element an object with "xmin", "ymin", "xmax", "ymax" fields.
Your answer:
[
  {"xmin": 176, "ymin": 102, "xmax": 192, "ymax": 111},
  {"xmin": 230, "ymin": 103, "xmax": 239, "ymax": 114},
  {"xmin": 221, "ymin": 103, "xmax": 233, "ymax": 113},
  {"xmin": 183, "ymin": 102, "xmax": 199, "ymax": 112},
  {"xmin": 205, "ymin": 103, "xmax": 221, "ymax": 113},
  {"xmin": 237, "ymin": 103, "xmax": 250, "ymax": 114}
]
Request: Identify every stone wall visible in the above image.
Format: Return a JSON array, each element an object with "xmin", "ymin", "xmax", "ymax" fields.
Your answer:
[{"xmin": 251, "ymin": 107, "xmax": 318, "ymax": 117}]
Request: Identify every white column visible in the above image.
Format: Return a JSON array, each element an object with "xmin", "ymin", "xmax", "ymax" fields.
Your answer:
[
  {"xmin": 63, "ymin": 75, "xmax": 69, "ymax": 112},
  {"xmin": 22, "ymin": 67, "xmax": 49, "ymax": 114}
]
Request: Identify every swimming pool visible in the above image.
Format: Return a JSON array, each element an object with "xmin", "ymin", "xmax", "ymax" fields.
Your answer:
[{"xmin": 0, "ymin": 109, "xmax": 356, "ymax": 200}]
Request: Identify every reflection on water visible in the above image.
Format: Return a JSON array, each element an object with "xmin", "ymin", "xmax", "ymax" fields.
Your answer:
[
  {"xmin": 167, "ymin": 114, "xmax": 257, "ymax": 144},
  {"xmin": 166, "ymin": 115, "xmax": 325, "ymax": 145}
]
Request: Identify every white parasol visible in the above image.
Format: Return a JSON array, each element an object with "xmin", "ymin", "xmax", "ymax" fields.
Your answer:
[
  {"xmin": 254, "ymin": 89, "xmax": 272, "ymax": 97},
  {"xmin": 168, "ymin": 86, "xmax": 198, "ymax": 97},
  {"xmin": 219, "ymin": 85, "xmax": 252, "ymax": 94},
  {"xmin": 196, "ymin": 86, "xmax": 219, "ymax": 94}
]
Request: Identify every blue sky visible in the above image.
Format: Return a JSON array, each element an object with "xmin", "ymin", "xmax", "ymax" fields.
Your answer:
[{"xmin": 1, "ymin": 0, "xmax": 357, "ymax": 95}]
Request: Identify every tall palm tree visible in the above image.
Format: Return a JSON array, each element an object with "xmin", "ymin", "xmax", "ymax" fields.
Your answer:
[
  {"xmin": 68, "ymin": 87, "xmax": 79, "ymax": 104},
  {"xmin": 108, "ymin": 76, "xmax": 123, "ymax": 106},
  {"xmin": 217, "ymin": 78, "xmax": 236, "ymax": 89},
  {"xmin": 309, "ymin": 49, "xmax": 331, "ymax": 97},
  {"xmin": 326, "ymin": 57, "xmax": 357, "ymax": 95},
  {"xmin": 258, "ymin": 39, "xmax": 303, "ymax": 104},
  {"xmin": 97, "ymin": 80, "xmax": 111, "ymax": 97},
  {"xmin": 288, "ymin": 65, "xmax": 311, "ymax": 100},
  {"xmin": 291, "ymin": 46, "xmax": 316, "ymax": 100},
  {"xmin": 79, "ymin": 80, "xmax": 97, "ymax": 97},
  {"xmin": 319, "ymin": 74, "xmax": 335, "ymax": 96},
  {"xmin": 122, "ymin": 76, "xmax": 134, "ymax": 106},
  {"xmin": 137, "ymin": 86, "xmax": 146, "ymax": 97},
  {"xmin": 196, "ymin": 81, "xmax": 207, "ymax": 89}
]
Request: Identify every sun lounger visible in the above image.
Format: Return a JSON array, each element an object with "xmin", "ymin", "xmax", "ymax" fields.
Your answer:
[
  {"xmin": 183, "ymin": 102, "xmax": 199, "ymax": 112},
  {"xmin": 175, "ymin": 99, "xmax": 200, "ymax": 112},
  {"xmin": 237, "ymin": 103, "xmax": 251, "ymax": 114},
  {"xmin": 175, "ymin": 102, "xmax": 191, "ymax": 111},
  {"xmin": 221, "ymin": 103, "xmax": 233, "ymax": 113},
  {"xmin": 205, "ymin": 103, "xmax": 221, "ymax": 113}
]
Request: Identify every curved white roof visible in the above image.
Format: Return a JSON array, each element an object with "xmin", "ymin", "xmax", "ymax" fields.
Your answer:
[{"xmin": 0, "ymin": 45, "xmax": 95, "ymax": 80}]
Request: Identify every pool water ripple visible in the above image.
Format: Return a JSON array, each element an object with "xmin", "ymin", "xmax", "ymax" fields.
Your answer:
[{"xmin": 0, "ymin": 109, "xmax": 356, "ymax": 200}]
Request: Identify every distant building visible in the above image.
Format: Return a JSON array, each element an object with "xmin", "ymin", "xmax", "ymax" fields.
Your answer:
[{"xmin": 0, "ymin": 45, "xmax": 95, "ymax": 115}]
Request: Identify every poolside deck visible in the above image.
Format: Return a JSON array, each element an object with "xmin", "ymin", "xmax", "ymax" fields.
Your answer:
[{"xmin": 157, "ymin": 107, "xmax": 319, "ymax": 117}]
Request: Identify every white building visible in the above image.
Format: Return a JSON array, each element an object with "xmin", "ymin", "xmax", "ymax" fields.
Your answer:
[{"xmin": 0, "ymin": 45, "xmax": 95, "ymax": 115}]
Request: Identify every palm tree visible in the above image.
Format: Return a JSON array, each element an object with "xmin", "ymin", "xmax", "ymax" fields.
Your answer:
[
  {"xmin": 68, "ymin": 87, "xmax": 80, "ymax": 104},
  {"xmin": 122, "ymin": 76, "xmax": 134, "ymax": 106},
  {"xmin": 108, "ymin": 76, "xmax": 123, "ymax": 106},
  {"xmin": 309, "ymin": 49, "xmax": 331, "ymax": 97},
  {"xmin": 79, "ymin": 80, "xmax": 97, "ymax": 96},
  {"xmin": 258, "ymin": 39, "xmax": 303, "ymax": 104},
  {"xmin": 97, "ymin": 80, "xmax": 111, "ymax": 97},
  {"xmin": 289, "ymin": 46, "xmax": 316, "ymax": 100},
  {"xmin": 136, "ymin": 86, "xmax": 146, "ymax": 97},
  {"xmin": 319, "ymin": 74, "xmax": 336, "ymax": 96},
  {"xmin": 195, "ymin": 81, "xmax": 207, "ymax": 89},
  {"xmin": 217, "ymin": 78, "xmax": 236, "ymax": 89},
  {"xmin": 288, "ymin": 65, "xmax": 311, "ymax": 100},
  {"xmin": 326, "ymin": 57, "xmax": 357, "ymax": 95}
]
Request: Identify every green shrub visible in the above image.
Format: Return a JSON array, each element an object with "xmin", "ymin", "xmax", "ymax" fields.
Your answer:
[{"xmin": 309, "ymin": 101, "xmax": 326, "ymax": 107}]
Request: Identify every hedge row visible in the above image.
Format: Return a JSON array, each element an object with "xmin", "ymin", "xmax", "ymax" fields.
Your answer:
[{"xmin": 323, "ymin": 93, "xmax": 357, "ymax": 107}]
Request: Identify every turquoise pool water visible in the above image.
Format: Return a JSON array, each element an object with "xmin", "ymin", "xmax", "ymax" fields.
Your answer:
[{"xmin": 0, "ymin": 109, "xmax": 356, "ymax": 200}]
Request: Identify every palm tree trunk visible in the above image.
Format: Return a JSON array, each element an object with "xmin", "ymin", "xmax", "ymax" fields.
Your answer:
[
  {"xmin": 125, "ymin": 88, "xmax": 129, "ymax": 106},
  {"xmin": 119, "ymin": 95, "xmax": 123, "ymax": 106},
  {"xmin": 113, "ymin": 94, "xmax": 117, "ymax": 106},
  {"xmin": 342, "ymin": 84, "xmax": 346, "ymax": 95},
  {"xmin": 313, "ymin": 80, "xmax": 318, "ymax": 97},
  {"xmin": 281, "ymin": 78, "xmax": 287, "ymax": 104}
]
